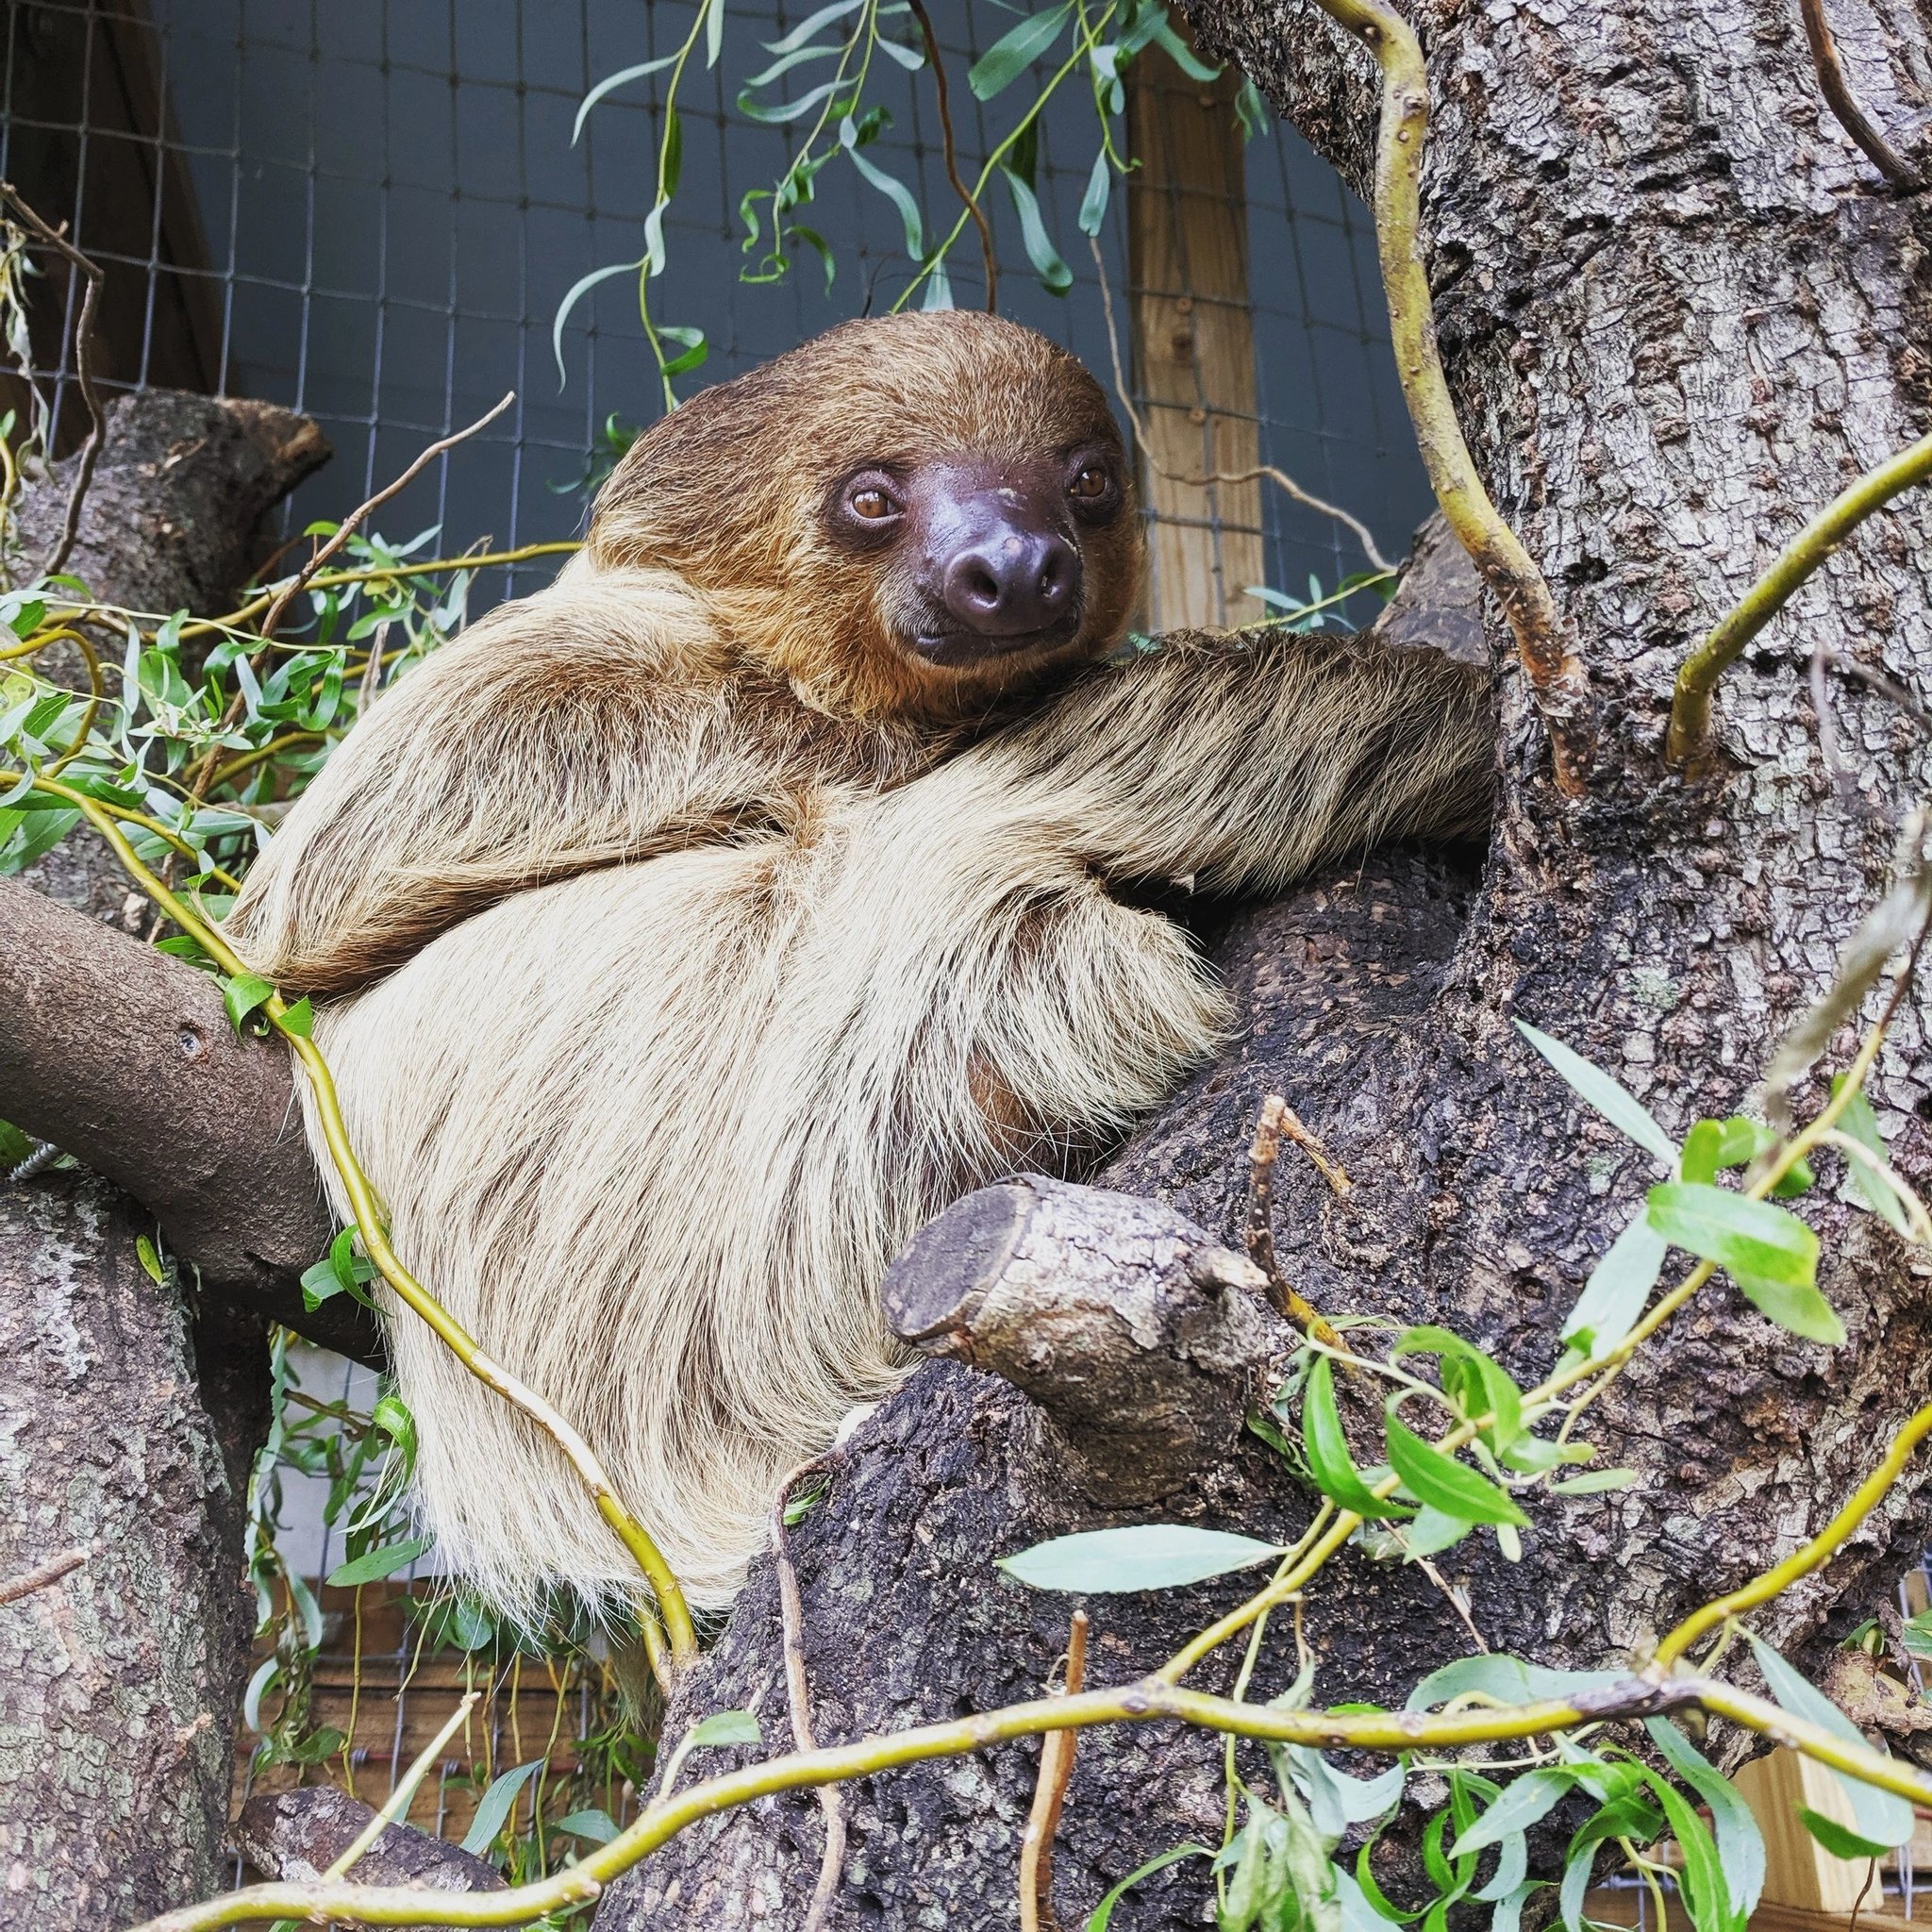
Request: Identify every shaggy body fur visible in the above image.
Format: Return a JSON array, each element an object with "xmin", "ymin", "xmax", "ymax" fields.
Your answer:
[{"xmin": 229, "ymin": 313, "xmax": 1493, "ymax": 1615}]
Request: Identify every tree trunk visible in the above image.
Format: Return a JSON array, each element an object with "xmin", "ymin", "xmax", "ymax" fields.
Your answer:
[
  {"xmin": 0, "ymin": 392, "xmax": 326, "ymax": 1931},
  {"xmin": 599, "ymin": 3, "xmax": 1932, "ymax": 1925}
]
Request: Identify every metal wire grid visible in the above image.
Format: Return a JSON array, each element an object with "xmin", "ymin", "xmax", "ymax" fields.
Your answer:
[
  {"xmin": 228, "ymin": 1343, "xmax": 628, "ymax": 1874},
  {"xmin": 3, "ymin": 0, "xmax": 1426, "ymax": 618}
]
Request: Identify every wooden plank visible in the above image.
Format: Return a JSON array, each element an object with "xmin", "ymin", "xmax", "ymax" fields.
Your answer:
[
  {"xmin": 1734, "ymin": 1748, "xmax": 1891, "ymax": 1917},
  {"xmin": 1125, "ymin": 31, "xmax": 1265, "ymax": 631}
]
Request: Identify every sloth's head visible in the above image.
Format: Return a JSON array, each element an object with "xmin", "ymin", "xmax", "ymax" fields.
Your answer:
[{"xmin": 588, "ymin": 310, "xmax": 1143, "ymax": 719}]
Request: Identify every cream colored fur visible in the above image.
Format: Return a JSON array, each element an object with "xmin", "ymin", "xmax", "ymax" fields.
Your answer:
[
  {"xmin": 225, "ymin": 313, "xmax": 1493, "ymax": 1619},
  {"xmin": 280, "ymin": 630, "xmax": 1490, "ymax": 1617}
]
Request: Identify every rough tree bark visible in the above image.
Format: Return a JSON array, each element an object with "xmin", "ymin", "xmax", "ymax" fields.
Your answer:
[
  {"xmin": 0, "ymin": 392, "xmax": 328, "ymax": 1932},
  {"xmin": 596, "ymin": 3, "xmax": 1932, "ymax": 1925}
]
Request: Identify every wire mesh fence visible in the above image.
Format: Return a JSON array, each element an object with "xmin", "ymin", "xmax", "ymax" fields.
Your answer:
[{"xmin": 3, "ymin": 0, "xmax": 1431, "ymax": 624}]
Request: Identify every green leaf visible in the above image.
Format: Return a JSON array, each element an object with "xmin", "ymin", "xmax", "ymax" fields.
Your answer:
[
  {"xmin": 1560, "ymin": 1210, "xmax": 1667, "ymax": 1357},
  {"xmin": 688, "ymin": 1707, "xmax": 761, "ymax": 1746},
  {"xmin": 1398, "ymin": 1506, "xmax": 1472, "ymax": 1557},
  {"xmin": 459, "ymin": 1758, "xmax": 544, "ymax": 1857},
  {"xmin": 1797, "ymin": 1806, "xmax": 1895, "ymax": 1860},
  {"xmin": 1234, "ymin": 75, "xmax": 1272, "ymax": 141},
  {"xmin": 1146, "ymin": 19, "xmax": 1218, "ymax": 78},
  {"xmin": 998, "ymin": 1524, "xmax": 1282, "ymax": 1592},
  {"xmin": 999, "ymin": 165, "xmax": 1073, "ymax": 294},
  {"xmin": 327, "ymin": 1537, "xmax": 430, "ymax": 1587},
  {"xmin": 1084, "ymin": 1843, "xmax": 1209, "ymax": 1929},
  {"xmin": 1548, "ymin": 1468, "xmax": 1637, "ymax": 1495},
  {"xmin": 300, "ymin": 1257, "xmax": 344, "ymax": 1311},
  {"xmin": 1407, "ymin": 1655, "xmax": 1627, "ymax": 1714},
  {"xmin": 735, "ymin": 76, "xmax": 844, "ymax": 123},
  {"xmin": 1745, "ymin": 1632, "xmax": 1913, "ymax": 1851},
  {"xmin": 1642, "ymin": 1771, "xmax": 1733, "ymax": 1932},
  {"xmin": 1078, "ymin": 149, "xmax": 1111, "ymax": 236},
  {"xmin": 1900, "ymin": 1607, "xmax": 1932, "ymax": 1659},
  {"xmin": 842, "ymin": 132, "xmax": 925, "ymax": 261},
  {"xmin": 371, "ymin": 1393, "xmax": 419, "ymax": 1482},
  {"xmin": 223, "ymin": 973, "xmax": 275, "ymax": 1028},
  {"xmin": 1449, "ymin": 1768, "xmax": 1577, "ymax": 1856},
  {"xmin": 1645, "ymin": 1719, "xmax": 1764, "ymax": 1925},
  {"xmin": 657, "ymin": 325, "xmax": 708, "ymax": 378},
  {"xmin": 1681, "ymin": 1120, "xmax": 1724, "ymax": 1186},
  {"xmin": 278, "ymin": 994, "xmax": 313, "ymax": 1039},
  {"xmin": 136, "ymin": 1234, "xmax": 165, "ymax": 1284},
  {"xmin": 1302, "ymin": 1356, "xmax": 1407, "ymax": 1519},
  {"xmin": 551, "ymin": 258, "xmax": 645, "ymax": 386},
  {"xmin": 572, "ymin": 53, "xmax": 681, "ymax": 142},
  {"xmin": 1835, "ymin": 1079, "xmax": 1911, "ymax": 1236},
  {"xmin": 969, "ymin": 4, "xmax": 1073, "ymax": 98},
  {"xmin": 1287, "ymin": 1748, "xmax": 1406, "ymax": 1837},
  {"xmin": 1384, "ymin": 1414, "xmax": 1527, "ymax": 1527},
  {"xmin": 1514, "ymin": 1022, "xmax": 1677, "ymax": 1172},
  {"xmin": 762, "ymin": 0, "xmax": 865, "ymax": 57},
  {"xmin": 1559, "ymin": 1795, "xmax": 1665, "ymax": 1932},
  {"xmin": 1646, "ymin": 1182, "xmax": 1838, "ymax": 1341},
  {"xmin": 705, "ymin": 0, "xmax": 724, "ymax": 67},
  {"xmin": 1392, "ymin": 1327, "xmax": 1523, "ymax": 1450},
  {"xmin": 554, "ymin": 1807, "xmax": 620, "ymax": 1844}
]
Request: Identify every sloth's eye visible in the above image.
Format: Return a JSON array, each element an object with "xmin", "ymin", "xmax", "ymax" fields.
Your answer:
[
  {"xmin": 1068, "ymin": 464, "xmax": 1110, "ymax": 500},
  {"xmin": 849, "ymin": 486, "xmax": 899, "ymax": 520}
]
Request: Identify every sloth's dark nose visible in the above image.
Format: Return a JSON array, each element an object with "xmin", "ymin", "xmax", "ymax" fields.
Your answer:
[{"xmin": 941, "ymin": 522, "xmax": 1080, "ymax": 638}]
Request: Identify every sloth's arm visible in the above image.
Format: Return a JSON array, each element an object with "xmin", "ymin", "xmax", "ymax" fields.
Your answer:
[
  {"xmin": 992, "ymin": 630, "xmax": 1494, "ymax": 893},
  {"xmin": 225, "ymin": 570, "xmax": 781, "ymax": 998}
]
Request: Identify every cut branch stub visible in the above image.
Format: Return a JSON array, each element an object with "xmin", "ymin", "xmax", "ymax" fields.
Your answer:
[
  {"xmin": 232, "ymin": 1789, "xmax": 514, "ymax": 1926},
  {"xmin": 881, "ymin": 1174, "xmax": 1291, "ymax": 1506}
]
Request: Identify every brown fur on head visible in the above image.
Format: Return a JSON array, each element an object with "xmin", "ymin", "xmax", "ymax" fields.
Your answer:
[{"xmin": 585, "ymin": 311, "xmax": 1144, "ymax": 721}]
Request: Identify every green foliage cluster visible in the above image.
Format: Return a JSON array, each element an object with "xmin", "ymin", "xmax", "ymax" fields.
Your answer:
[
  {"xmin": 992, "ymin": 999, "xmax": 1926, "ymax": 1931},
  {"xmin": 556, "ymin": 0, "xmax": 1267, "ymax": 404}
]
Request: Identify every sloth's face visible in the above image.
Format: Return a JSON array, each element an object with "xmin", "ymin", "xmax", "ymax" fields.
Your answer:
[
  {"xmin": 821, "ymin": 441, "xmax": 1129, "ymax": 671},
  {"xmin": 588, "ymin": 309, "xmax": 1145, "ymax": 720}
]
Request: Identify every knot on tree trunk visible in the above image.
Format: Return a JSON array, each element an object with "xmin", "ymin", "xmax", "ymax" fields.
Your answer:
[{"xmin": 882, "ymin": 1174, "xmax": 1292, "ymax": 1507}]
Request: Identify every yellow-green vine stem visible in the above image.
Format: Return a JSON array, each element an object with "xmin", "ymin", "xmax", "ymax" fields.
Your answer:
[
  {"xmin": 27, "ymin": 774, "xmax": 697, "ymax": 1677},
  {"xmin": 121, "ymin": 1658, "xmax": 1932, "ymax": 1932},
  {"xmin": 1303, "ymin": 0, "xmax": 1593, "ymax": 793},
  {"xmin": 1666, "ymin": 428, "xmax": 1932, "ymax": 766},
  {"xmin": 1655, "ymin": 1398, "xmax": 1932, "ymax": 1667}
]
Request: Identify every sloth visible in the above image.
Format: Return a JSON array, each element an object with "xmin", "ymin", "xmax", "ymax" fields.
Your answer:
[{"xmin": 229, "ymin": 310, "xmax": 1494, "ymax": 1618}]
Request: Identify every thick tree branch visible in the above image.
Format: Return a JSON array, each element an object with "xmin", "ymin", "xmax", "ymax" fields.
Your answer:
[
  {"xmin": 0, "ymin": 874, "xmax": 373, "ymax": 1357},
  {"xmin": 882, "ymin": 1174, "xmax": 1290, "ymax": 1506}
]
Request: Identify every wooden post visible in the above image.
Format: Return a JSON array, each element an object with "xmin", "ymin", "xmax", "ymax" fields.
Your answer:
[{"xmin": 1126, "ymin": 33, "xmax": 1266, "ymax": 631}]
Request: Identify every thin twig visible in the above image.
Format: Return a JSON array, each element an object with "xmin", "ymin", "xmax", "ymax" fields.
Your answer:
[
  {"xmin": 906, "ymin": 0, "xmax": 997, "ymax": 311},
  {"xmin": 1244, "ymin": 1096, "xmax": 1346, "ymax": 1348},
  {"xmin": 1798, "ymin": 0, "xmax": 1923, "ymax": 191},
  {"xmin": 773, "ymin": 1463, "xmax": 846, "ymax": 1932},
  {"xmin": 1391, "ymin": 1534, "xmax": 1490, "ymax": 1656},
  {"xmin": 0, "ymin": 1544, "xmax": 88, "ymax": 1607},
  {"xmin": 186, "ymin": 393, "xmax": 518, "ymax": 805},
  {"xmin": 1297, "ymin": 3, "xmax": 1593, "ymax": 791},
  {"xmin": 1276, "ymin": 1101, "xmax": 1353, "ymax": 1196},
  {"xmin": 256, "ymin": 391, "xmax": 515, "ymax": 644},
  {"xmin": 1090, "ymin": 235, "xmax": 1393, "ymax": 574},
  {"xmin": 0, "ymin": 184, "xmax": 107, "ymax": 580},
  {"xmin": 1667, "ymin": 428, "xmax": 1932, "ymax": 765},
  {"xmin": 322, "ymin": 1691, "xmax": 480, "ymax": 1879},
  {"xmin": 1809, "ymin": 636, "xmax": 1932, "ymax": 817},
  {"xmin": 1848, "ymin": 1857, "xmax": 1878, "ymax": 1932},
  {"xmin": 1019, "ymin": 1609, "xmax": 1089, "ymax": 1932}
]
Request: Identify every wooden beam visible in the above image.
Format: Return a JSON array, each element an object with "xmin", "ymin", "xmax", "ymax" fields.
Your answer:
[{"xmin": 1126, "ymin": 32, "xmax": 1265, "ymax": 631}]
